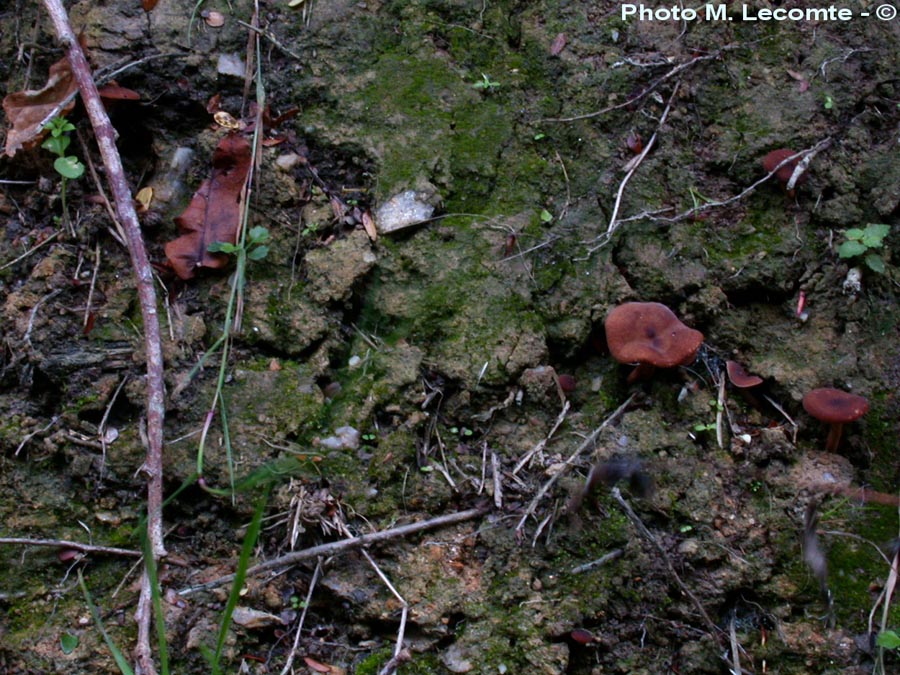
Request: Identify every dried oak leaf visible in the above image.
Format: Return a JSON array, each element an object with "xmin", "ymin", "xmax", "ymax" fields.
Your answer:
[
  {"xmin": 2, "ymin": 56, "xmax": 78, "ymax": 157},
  {"xmin": 164, "ymin": 134, "xmax": 251, "ymax": 280}
]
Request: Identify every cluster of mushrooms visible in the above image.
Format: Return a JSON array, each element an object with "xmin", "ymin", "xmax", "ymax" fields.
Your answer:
[{"xmin": 604, "ymin": 302, "xmax": 868, "ymax": 452}]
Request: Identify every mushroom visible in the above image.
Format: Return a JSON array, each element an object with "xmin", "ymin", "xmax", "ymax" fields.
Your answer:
[
  {"xmin": 762, "ymin": 148, "xmax": 807, "ymax": 190},
  {"xmin": 604, "ymin": 302, "xmax": 704, "ymax": 383},
  {"xmin": 725, "ymin": 360, "xmax": 763, "ymax": 389},
  {"xmin": 802, "ymin": 387, "xmax": 869, "ymax": 452}
]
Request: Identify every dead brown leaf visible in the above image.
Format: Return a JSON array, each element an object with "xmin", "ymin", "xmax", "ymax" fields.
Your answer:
[
  {"xmin": 164, "ymin": 134, "xmax": 252, "ymax": 280},
  {"xmin": 550, "ymin": 32, "xmax": 567, "ymax": 56},
  {"xmin": 2, "ymin": 55, "xmax": 78, "ymax": 157}
]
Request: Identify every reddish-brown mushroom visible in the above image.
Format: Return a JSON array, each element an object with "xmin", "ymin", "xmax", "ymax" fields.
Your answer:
[
  {"xmin": 802, "ymin": 388, "xmax": 868, "ymax": 452},
  {"xmin": 604, "ymin": 302, "xmax": 704, "ymax": 383},
  {"xmin": 762, "ymin": 148, "xmax": 807, "ymax": 188},
  {"xmin": 725, "ymin": 360, "xmax": 763, "ymax": 389}
]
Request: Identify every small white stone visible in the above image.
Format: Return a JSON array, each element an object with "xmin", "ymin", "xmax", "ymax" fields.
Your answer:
[
  {"xmin": 375, "ymin": 190, "xmax": 435, "ymax": 233},
  {"xmin": 217, "ymin": 53, "xmax": 246, "ymax": 78}
]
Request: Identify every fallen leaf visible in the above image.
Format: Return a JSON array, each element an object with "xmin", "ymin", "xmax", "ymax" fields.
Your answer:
[
  {"xmin": 550, "ymin": 32, "xmax": 567, "ymax": 56},
  {"xmin": 786, "ymin": 69, "xmax": 810, "ymax": 92},
  {"xmin": 303, "ymin": 656, "xmax": 334, "ymax": 673},
  {"xmin": 230, "ymin": 606, "xmax": 285, "ymax": 629},
  {"xmin": 2, "ymin": 56, "xmax": 78, "ymax": 157},
  {"xmin": 98, "ymin": 82, "xmax": 140, "ymax": 101},
  {"xmin": 164, "ymin": 134, "xmax": 251, "ymax": 280},
  {"xmin": 135, "ymin": 186, "xmax": 153, "ymax": 213},
  {"xmin": 362, "ymin": 210, "xmax": 377, "ymax": 241}
]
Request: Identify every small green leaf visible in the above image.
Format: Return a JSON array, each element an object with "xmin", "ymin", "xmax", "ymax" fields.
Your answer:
[
  {"xmin": 540, "ymin": 209, "xmax": 553, "ymax": 223},
  {"xmin": 54, "ymin": 156, "xmax": 84, "ymax": 180},
  {"xmin": 838, "ymin": 240, "xmax": 867, "ymax": 259},
  {"xmin": 208, "ymin": 241, "xmax": 239, "ymax": 254},
  {"xmin": 42, "ymin": 135, "xmax": 70, "ymax": 156},
  {"xmin": 247, "ymin": 245, "xmax": 269, "ymax": 261},
  {"xmin": 860, "ymin": 223, "xmax": 890, "ymax": 248},
  {"xmin": 60, "ymin": 631, "xmax": 79, "ymax": 654},
  {"xmin": 248, "ymin": 226, "xmax": 270, "ymax": 243},
  {"xmin": 876, "ymin": 630, "xmax": 900, "ymax": 650},
  {"xmin": 864, "ymin": 253, "xmax": 885, "ymax": 274},
  {"xmin": 843, "ymin": 228, "xmax": 865, "ymax": 241}
]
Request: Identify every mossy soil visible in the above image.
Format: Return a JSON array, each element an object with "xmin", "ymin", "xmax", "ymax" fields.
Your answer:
[{"xmin": 1, "ymin": 1, "xmax": 899, "ymax": 673}]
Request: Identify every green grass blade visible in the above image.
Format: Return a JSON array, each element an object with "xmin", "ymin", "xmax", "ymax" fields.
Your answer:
[
  {"xmin": 140, "ymin": 531, "xmax": 169, "ymax": 675},
  {"xmin": 78, "ymin": 569, "xmax": 136, "ymax": 675},
  {"xmin": 211, "ymin": 487, "xmax": 270, "ymax": 674}
]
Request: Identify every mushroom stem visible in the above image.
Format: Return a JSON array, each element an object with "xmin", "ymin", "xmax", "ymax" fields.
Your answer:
[
  {"xmin": 627, "ymin": 363, "xmax": 656, "ymax": 384},
  {"xmin": 825, "ymin": 423, "xmax": 844, "ymax": 453}
]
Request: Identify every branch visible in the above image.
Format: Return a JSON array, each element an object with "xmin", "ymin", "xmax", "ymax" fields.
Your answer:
[
  {"xmin": 178, "ymin": 506, "xmax": 490, "ymax": 595},
  {"xmin": 0, "ymin": 537, "xmax": 140, "ymax": 557},
  {"xmin": 40, "ymin": 3, "xmax": 167, "ymax": 674}
]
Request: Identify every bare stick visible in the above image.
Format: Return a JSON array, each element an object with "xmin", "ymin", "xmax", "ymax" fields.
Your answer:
[
  {"xmin": 0, "ymin": 230, "xmax": 60, "ymax": 272},
  {"xmin": 584, "ymin": 83, "xmax": 680, "ymax": 255},
  {"xmin": 178, "ymin": 506, "xmax": 489, "ymax": 595},
  {"xmin": 41, "ymin": 3, "xmax": 168, "ymax": 673},
  {"xmin": 635, "ymin": 138, "xmax": 833, "ymax": 230},
  {"xmin": 539, "ymin": 51, "xmax": 719, "ymax": 124},
  {"xmin": 359, "ymin": 550, "xmax": 409, "ymax": 675},
  {"xmin": 278, "ymin": 557, "xmax": 322, "ymax": 675},
  {"xmin": 611, "ymin": 487, "xmax": 722, "ymax": 644},
  {"xmin": 513, "ymin": 399, "xmax": 570, "ymax": 474},
  {"xmin": 0, "ymin": 537, "xmax": 140, "ymax": 557},
  {"xmin": 515, "ymin": 395, "xmax": 635, "ymax": 537}
]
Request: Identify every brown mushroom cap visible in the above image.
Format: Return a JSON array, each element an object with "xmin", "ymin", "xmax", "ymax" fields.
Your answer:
[
  {"xmin": 802, "ymin": 388, "xmax": 869, "ymax": 423},
  {"xmin": 762, "ymin": 148, "xmax": 806, "ymax": 185},
  {"xmin": 604, "ymin": 302, "xmax": 704, "ymax": 369},
  {"xmin": 726, "ymin": 360, "xmax": 763, "ymax": 388}
]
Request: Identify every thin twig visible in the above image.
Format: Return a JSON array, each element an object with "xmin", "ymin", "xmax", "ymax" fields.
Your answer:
[
  {"xmin": 611, "ymin": 487, "xmax": 723, "ymax": 645},
  {"xmin": 14, "ymin": 415, "xmax": 59, "ymax": 456},
  {"xmin": 359, "ymin": 549, "xmax": 409, "ymax": 675},
  {"xmin": 640, "ymin": 138, "xmax": 833, "ymax": 229},
  {"xmin": 515, "ymin": 395, "xmax": 634, "ymax": 537},
  {"xmin": 571, "ymin": 548, "xmax": 623, "ymax": 574},
  {"xmin": 513, "ymin": 399, "xmax": 571, "ymax": 475},
  {"xmin": 0, "ymin": 230, "xmax": 60, "ymax": 272},
  {"xmin": 539, "ymin": 51, "xmax": 720, "ymax": 123},
  {"xmin": 278, "ymin": 557, "xmax": 322, "ymax": 675},
  {"xmin": 0, "ymin": 537, "xmax": 140, "ymax": 557},
  {"xmin": 41, "ymin": 4, "xmax": 168, "ymax": 674},
  {"xmin": 178, "ymin": 506, "xmax": 489, "ymax": 595},
  {"xmin": 584, "ymin": 83, "xmax": 680, "ymax": 255}
]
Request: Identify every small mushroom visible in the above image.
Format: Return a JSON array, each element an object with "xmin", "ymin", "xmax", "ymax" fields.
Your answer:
[
  {"xmin": 604, "ymin": 302, "xmax": 704, "ymax": 383},
  {"xmin": 762, "ymin": 148, "xmax": 807, "ymax": 190},
  {"xmin": 725, "ymin": 360, "xmax": 763, "ymax": 389},
  {"xmin": 802, "ymin": 387, "xmax": 869, "ymax": 452}
]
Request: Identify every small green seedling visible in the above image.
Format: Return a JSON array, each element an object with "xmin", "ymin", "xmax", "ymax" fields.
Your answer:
[
  {"xmin": 42, "ymin": 116, "xmax": 85, "ymax": 225},
  {"xmin": 539, "ymin": 209, "xmax": 553, "ymax": 224},
  {"xmin": 60, "ymin": 631, "xmax": 79, "ymax": 654},
  {"xmin": 473, "ymin": 73, "xmax": 500, "ymax": 91},
  {"xmin": 208, "ymin": 225, "xmax": 271, "ymax": 261},
  {"xmin": 823, "ymin": 94, "xmax": 834, "ymax": 110},
  {"xmin": 838, "ymin": 223, "xmax": 890, "ymax": 273},
  {"xmin": 877, "ymin": 630, "xmax": 900, "ymax": 649}
]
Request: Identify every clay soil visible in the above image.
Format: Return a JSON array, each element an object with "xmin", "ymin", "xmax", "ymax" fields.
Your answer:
[{"xmin": 1, "ymin": 1, "xmax": 900, "ymax": 674}]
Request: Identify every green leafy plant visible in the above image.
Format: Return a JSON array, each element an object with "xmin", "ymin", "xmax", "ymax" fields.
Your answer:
[
  {"xmin": 208, "ymin": 225, "xmax": 271, "ymax": 262},
  {"xmin": 42, "ymin": 116, "xmax": 85, "ymax": 225},
  {"xmin": 60, "ymin": 631, "xmax": 79, "ymax": 654},
  {"xmin": 876, "ymin": 630, "xmax": 900, "ymax": 650},
  {"xmin": 472, "ymin": 72, "xmax": 500, "ymax": 91},
  {"xmin": 823, "ymin": 93, "xmax": 835, "ymax": 110},
  {"xmin": 838, "ymin": 223, "xmax": 890, "ymax": 273}
]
